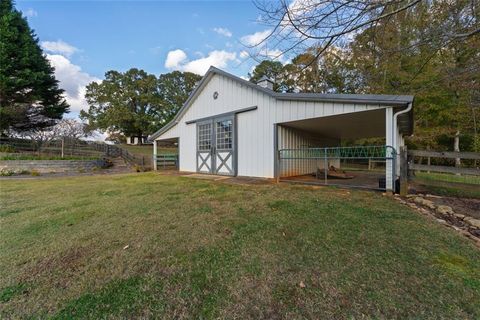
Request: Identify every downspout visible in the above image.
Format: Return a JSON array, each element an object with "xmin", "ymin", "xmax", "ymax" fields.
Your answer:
[
  {"xmin": 392, "ymin": 102, "xmax": 413, "ymax": 152},
  {"xmin": 392, "ymin": 102, "xmax": 413, "ymax": 190}
]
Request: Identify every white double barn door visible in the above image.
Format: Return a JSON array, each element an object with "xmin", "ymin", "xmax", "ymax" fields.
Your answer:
[{"xmin": 196, "ymin": 116, "xmax": 235, "ymax": 176}]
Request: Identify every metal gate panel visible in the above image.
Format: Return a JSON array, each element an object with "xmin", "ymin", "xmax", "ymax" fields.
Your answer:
[{"xmin": 278, "ymin": 145, "xmax": 396, "ymax": 191}]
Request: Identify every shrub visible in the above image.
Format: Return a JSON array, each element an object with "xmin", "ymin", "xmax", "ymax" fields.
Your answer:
[
  {"xmin": 0, "ymin": 145, "xmax": 16, "ymax": 153},
  {"xmin": 133, "ymin": 164, "xmax": 145, "ymax": 172},
  {"xmin": 30, "ymin": 170, "xmax": 40, "ymax": 176},
  {"xmin": 0, "ymin": 169, "xmax": 30, "ymax": 176},
  {"xmin": 0, "ymin": 169, "xmax": 15, "ymax": 176}
]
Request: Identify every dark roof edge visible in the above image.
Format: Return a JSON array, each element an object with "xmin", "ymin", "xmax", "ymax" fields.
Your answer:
[{"xmin": 149, "ymin": 66, "xmax": 414, "ymax": 141}]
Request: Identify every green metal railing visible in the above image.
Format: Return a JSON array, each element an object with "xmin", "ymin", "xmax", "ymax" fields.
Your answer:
[
  {"xmin": 155, "ymin": 154, "xmax": 179, "ymax": 169},
  {"xmin": 278, "ymin": 145, "xmax": 397, "ymax": 191},
  {"xmin": 279, "ymin": 145, "xmax": 396, "ymax": 160}
]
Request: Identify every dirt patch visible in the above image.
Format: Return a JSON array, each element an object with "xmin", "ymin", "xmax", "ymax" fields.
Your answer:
[
  {"xmin": 430, "ymin": 196, "xmax": 480, "ymax": 220},
  {"xmin": 409, "ymin": 179, "xmax": 480, "ymax": 199},
  {"xmin": 399, "ymin": 195, "xmax": 480, "ymax": 245},
  {"xmin": 20, "ymin": 246, "xmax": 90, "ymax": 283},
  {"xmin": 223, "ymin": 176, "xmax": 274, "ymax": 186}
]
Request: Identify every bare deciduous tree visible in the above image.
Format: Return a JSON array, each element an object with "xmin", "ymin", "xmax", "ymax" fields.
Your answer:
[
  {"xmin": 248, "ymin": 0, "xmax": 480, "ymax": 68},
  {"xmin": 52, "ymin": 119, "xmax": 90, "ymax": 141},
  {"xmin": 18, "ymin": 119, "xmax": 90, "ymax": 155}
]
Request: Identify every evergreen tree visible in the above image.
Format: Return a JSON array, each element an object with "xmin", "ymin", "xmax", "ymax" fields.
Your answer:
[
  {"xmin": 248, "ymin": 60, "xmax": 287, "ymax": 92},
  {"xmin": 0, "ymin": 0, "xmax": 69, "ymax": 134}
]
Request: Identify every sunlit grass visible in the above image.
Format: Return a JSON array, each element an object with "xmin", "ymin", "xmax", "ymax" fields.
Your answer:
[
  {"xmin": 1, "ymin": 173, "xmax": 479, "ymax": 318},
  {"xmin": 416, "ymin": 171, "xmax": 480, "ymax": 185}
]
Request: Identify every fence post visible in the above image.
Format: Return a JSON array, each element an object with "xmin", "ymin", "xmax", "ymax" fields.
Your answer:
[
  {"xmin": 324, "ymin": 149, "xmax": 328, "ymax": 185},
  {"xmin": 399, "ymin": 146, "xmax": 408, "ymax": 196},
  {"xmin": 153, "ymin": 140, "xmax": 157, "ymax": 171}
]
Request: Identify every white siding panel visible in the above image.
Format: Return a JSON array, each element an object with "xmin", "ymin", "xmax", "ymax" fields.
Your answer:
[{"xmin": 278, "ymin": 126, "xmax": 340, "ymax": 177}]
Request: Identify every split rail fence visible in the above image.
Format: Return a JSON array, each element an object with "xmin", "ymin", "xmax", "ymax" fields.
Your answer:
[
  {"xmin": 399, "ymin": 147, "xmax": 480, "ymax": 195},
  {"xmin": 0, "ymin": 138, "xmax": 149, "ymax": 170}
]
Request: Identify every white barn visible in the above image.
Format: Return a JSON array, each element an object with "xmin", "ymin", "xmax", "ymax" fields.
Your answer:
[{"xmin": 150, "ymin": 67, "xmax": 413, "ymax": 192}]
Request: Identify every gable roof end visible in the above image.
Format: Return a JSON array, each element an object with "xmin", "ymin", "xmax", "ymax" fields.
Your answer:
[{"xmin": 149, "ymin": 66, "xmax": 414, "ymax": 141}]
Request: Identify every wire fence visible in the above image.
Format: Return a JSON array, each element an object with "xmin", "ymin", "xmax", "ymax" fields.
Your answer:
[{"xmin": 0, "ymin": 137, "xmax": 150, "ymax": 170}]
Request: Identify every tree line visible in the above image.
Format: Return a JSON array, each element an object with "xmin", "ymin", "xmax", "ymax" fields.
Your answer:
[
  {"xmin": 2, "ymin": 0, "xmax": 478, "ymax": 152},
  {"xmin": 248, "ymin": 0, "xmax": 479, "ymax": 153}
]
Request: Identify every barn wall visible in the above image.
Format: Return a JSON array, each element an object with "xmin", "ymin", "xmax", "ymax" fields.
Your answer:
[
  {"xmin": 156, "ymin": 73, "xmax": 388, "ymax": 178},
  {"xmin": 277, "ymin": 126, "xmax": 341, "ymax": 177}
]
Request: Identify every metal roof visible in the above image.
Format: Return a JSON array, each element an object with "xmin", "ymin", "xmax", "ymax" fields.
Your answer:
[
  {"xmin": 257, "ymin": 75, "xmax": 274, "ymax": 83},
  {"xmin": 149, "ymin": 66, "xmax": 414, "ymax": 141}
]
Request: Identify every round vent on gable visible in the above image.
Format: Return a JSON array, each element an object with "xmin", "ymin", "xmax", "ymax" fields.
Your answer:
[{"xmin": 213, "ymin": 91, "xmax": 219, "ymax": 99}]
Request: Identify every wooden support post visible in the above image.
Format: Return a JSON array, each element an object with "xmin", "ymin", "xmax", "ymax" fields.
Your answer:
[
  {"xmin": 153, "ymin": 140, "xmax": 158, "ymax": 171},
  {"xmin": 399, "ymin": 146, "xmax": 408, "ymax": 196},
  {"xmin": 324, "ymin": 151, "xmax": 328, "ymax": 185},
  {"xmin": 276, "ymin": 150, "xmax": 280, "ymax": 183}
]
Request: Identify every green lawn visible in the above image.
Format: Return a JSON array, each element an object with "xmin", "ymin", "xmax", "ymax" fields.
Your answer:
[
  {"xmin": 415, "ymin": 172, "xmax": 480, "ymax": 185},
  {"xmin": 0, "ymin": 154, "xmax": 99, "ymax": 160},
  {"xmin": 412, "ymin": 172, "xmax": 480, "ymax": 199},
  {"xmin": 1, "ymin": 173, "xmax": 479, "ymax": 319},
  {"xmin": 119, "ymin": 144, "xmax": 177, "ymax": 157}
]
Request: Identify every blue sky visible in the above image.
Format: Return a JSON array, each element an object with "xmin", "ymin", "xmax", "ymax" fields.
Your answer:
[{"xmin": 16, "ymin": 0, "xmax": 275, "ymax": 118}]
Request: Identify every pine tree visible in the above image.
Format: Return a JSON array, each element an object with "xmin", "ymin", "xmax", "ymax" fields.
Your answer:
[{"xmin": 0, "ymin": 0, "xmax": 69, "ymax": 134}]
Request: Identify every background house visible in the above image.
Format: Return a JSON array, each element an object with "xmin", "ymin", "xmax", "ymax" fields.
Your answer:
[{"xmin": 126, "ymin": 136, "xmax": 150, "ymax": 145}]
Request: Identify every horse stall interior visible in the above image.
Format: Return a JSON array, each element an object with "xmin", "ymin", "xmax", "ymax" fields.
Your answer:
[{"xmin": 277, "ymin": 109, "xmax": 396, "ymax": 191}]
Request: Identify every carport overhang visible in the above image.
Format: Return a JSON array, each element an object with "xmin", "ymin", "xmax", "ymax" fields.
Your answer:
[{"xmin": 277, "ymin": 107, "xmax": 412, "ymax": 142}]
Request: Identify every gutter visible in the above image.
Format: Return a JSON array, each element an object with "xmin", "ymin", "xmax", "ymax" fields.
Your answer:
[{"xmin": 392, "ymin": 101, "xmax": 413, "ymax": 153}]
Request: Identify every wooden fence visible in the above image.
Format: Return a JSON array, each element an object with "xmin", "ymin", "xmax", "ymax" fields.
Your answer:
[
  {"xmin": 398, "ymin": 147, "xmax": 480, "ymax": 195},
  {"xmin": 0, "ymin": 138, "xmax": 150, "ymax": 170},
  {"xmin": 407, "ymin": 149, "xmax": 480, "ymax": 176}
]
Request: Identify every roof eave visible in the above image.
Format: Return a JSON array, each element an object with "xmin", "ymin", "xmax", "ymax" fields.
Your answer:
[{"xmin": 149, "ymin": 66, "xmax": 415, "ymax": 141}]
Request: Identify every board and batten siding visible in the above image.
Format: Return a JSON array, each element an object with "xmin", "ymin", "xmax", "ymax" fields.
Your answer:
[
  {"xmin": 156, "ymin": 73, "xmax": 393, "ymax": 178},
  {"xmin": 278, "ymin": 126, "xmax": 341, "ymax": 177}
]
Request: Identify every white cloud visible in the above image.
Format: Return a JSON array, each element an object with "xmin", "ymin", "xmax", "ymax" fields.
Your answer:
[
  {"xmin": 183, "ymin": 51, "xmax": 237, "ymax": 75},
  {"xmin": 164, "ymin": 49, "xmax": 237, "ymax": 75},
  {"xmin": 46, "ymin": 54, "xmax": 99, "ymax": 114},
  {"xmin": 149, "ymin": 45, "xmax": 162, "ymax": 55},
  {"xmin": 41, "ymin": 40, "xmax": 79, "ymax": 57},
  {"xmin": 240, "ymin": 29, "xmax": 272, "ymax": 46},
  {"xmin": 262, "ymin": 48, "xmax": 285, "ymax": 62},
  {"xmin": 239, "ymin": 50, "xmax": 249, "ymax": 59},
  {"xmin": 164, "ymin": 49, "xmax": 188, "ymax": 69},
  {"xmin": 24, "ymin": 8, "xmax": 37, "ymax": 17},
  {"xmin": 213, "ymin": 27, "xmax": 232, "ymax": 37}
]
